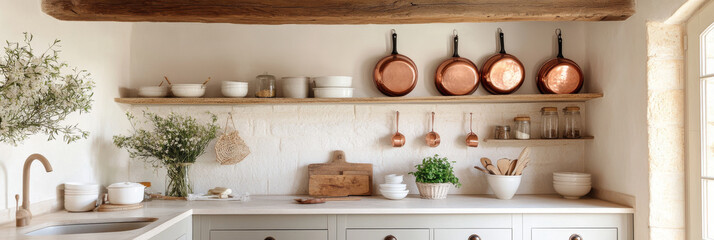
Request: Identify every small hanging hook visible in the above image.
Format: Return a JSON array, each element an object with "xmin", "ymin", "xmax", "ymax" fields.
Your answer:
[
  {"xmin": 453, "ymin": 29, "xmax": 458, "ymax": 37},
  {"xmin": 556, "ymin": 28, "xmax": 562, "ymax": 36},
  {"xmin": 391, "ymin": 29, "xmax": 396, "ymax": 34},
  {"xmin": 497, "ymin": 28, "xmax": 502, "ymax": 33}
]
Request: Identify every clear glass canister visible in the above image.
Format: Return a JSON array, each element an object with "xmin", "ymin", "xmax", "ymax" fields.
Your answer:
[
  {"xmin": 255, "ymin": 74, "xmax": 276, "ymax": 98},
  {"xmin": 563, "ymin": 106, "xmax": 582, "ymax": 139},
  {"xmin": 495, "ymin": 126, "xmax": 511, "ymax": 140},
  {"xmin": 541, "ymin": 107, "xmax": 559, "ymax": 139},
  {"xmin": 514, "ymin": 116, "xmax": 531, "ymax": 140}
]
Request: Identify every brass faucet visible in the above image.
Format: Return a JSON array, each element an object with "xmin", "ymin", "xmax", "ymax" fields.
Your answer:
[{"xmin": 16, "ymin": 154, "xmax": 53, "ymax": 227}]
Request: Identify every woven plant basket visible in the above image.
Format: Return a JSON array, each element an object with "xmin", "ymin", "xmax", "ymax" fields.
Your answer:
[
  {"xmin": 215, "ymin": 114, "xmax": 250, "ymax": 165},
  {"xmin": 416, "ymin": 182, "xmax": 452, "ymax": 199}
]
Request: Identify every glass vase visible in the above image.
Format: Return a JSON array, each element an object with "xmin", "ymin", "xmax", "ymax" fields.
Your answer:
[{"xmin": 165, "ymin": 163, "xmax": 193, "ymax": 197}]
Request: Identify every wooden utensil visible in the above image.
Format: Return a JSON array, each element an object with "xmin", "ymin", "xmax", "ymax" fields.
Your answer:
[
  {"xmin": 465, "ymin": 113, "xmax": 478, "ymax": 147},
  {"xmin": 486, "ymin": 164, "xmax": 501, "ymax": 175},
  {"xmin": 513, "ymin": 147, "xmax": 532, "ymax": 175},
  {"xmin": 294, "ymin": 198, "xmax": 325, "ymax": 204},
  {"xmin": 308, "ymin": 151, "xmax": 373, "ymax": 196},
  {"xmin": 374, "ymin": 30, "xmax": 418, "ymax": 97},
  {"xmin": 507, "ymin": 159, "xmax": 518, "ymax": 175},
  {"xmin": 295, "ymin": 197, "xmax": 361, "ymax": 204},
  {"xmin": 480, "ymin": 157, "xmax": 492, "ymax": 168},
  {"xmin": 202, "ymin": 77, "xmax": 212, "ymax": 86},
  {"xmin": 425, "ymin": 112, "xmax": 441, "ymax": 147},
  {"xmin": 391, "ymin": 111, "xmax": 405, "ymax": 147},
  {"xmin": 497, "ymin": 158, "xmax": 511, "ymax": 175},
  {"xmin": 435, "ymin": 31, "xmax": 480, "ymax": 96},
  {"xmin": 163, "ymin": 76, "xmax": 172, "ymax": 85},
  {"xmin": 473, "ymin": 166, "xmax": 489, "ymax": 174}
]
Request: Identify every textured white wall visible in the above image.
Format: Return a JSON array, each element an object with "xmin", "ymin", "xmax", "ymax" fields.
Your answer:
[{"xmin": 0, "ymin": 0, "xmax": 132, "ymax": 222}]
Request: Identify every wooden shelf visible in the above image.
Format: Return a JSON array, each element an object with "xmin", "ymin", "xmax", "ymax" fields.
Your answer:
[
  {"xmin": 42, "ymin": 0, "xmax": 634, "ymax": 24},
  {"xmin": 483, "ymin": 136, "xmax": 594, "ymax": 144},
  {"xmin": 114, "ymin": 93, "xmax": 603, "ymax": 105}
]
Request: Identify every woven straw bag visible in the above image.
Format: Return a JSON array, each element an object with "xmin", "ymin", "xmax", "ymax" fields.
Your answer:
[{"xmin": 215, "ymin": 113, "xmax": 250, "ymax": 165}]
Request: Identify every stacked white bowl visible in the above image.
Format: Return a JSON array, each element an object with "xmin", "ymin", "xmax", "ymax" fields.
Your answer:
[
  {"xmin": 313, "ymin": 76, "xmax": 353, "ymax": 98},
  {"xmin": 171, "ymin": 84, "xmax": 206, "ymax": 98},
  {"xmin": 553, "ymin": 172, "xmax": 592, "ymax": 199},
  {"xmin": 138, "ymin": 86, "xmax": 169, "ymax": 97},
  {"xmin": 380, "ymin": 174, "xmax": 409, "ymax": 200},
  {"xmin": 64, "ymin": 182, "xmax": 100, "ymax": 212},
  {"xmin": 222, "ymin": 81, "xmax": 249, "ymax": 98}
]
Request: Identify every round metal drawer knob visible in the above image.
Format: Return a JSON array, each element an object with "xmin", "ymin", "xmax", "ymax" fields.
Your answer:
[
  {"xmin": 265, "ymin": 237, "xmax": 276, "ymax": 240},
  {"xmin": 570, "ymin": 234, "xmax": 582, "ymax": 240},
  {"xmin": 469, "ymin": 234, "xmax": 482, "ymax": 240},
  {"xmin": 385, "ymin": 235, "xmax": 397, "ymax": 240}
]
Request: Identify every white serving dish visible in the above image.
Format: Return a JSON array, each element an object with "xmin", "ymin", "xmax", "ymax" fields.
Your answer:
[
  {"xmin": 64, "ymin": 189, "xmax": 99, "ymax": 195},
  {"xmin": 172, "ymin": 85, "xmax": 206, "ymax": 98},
  {"xmin": 553, "ymin": 181, "xmax": 592, "ymax": 186},
  {"xmin": 221, "ymin": 86, "xmax": 249, "ymax": 98},
  {"xmin": 379, "ymin": 183, "xmax": 407, "ymax": 191},
  {"xmin": 138, "ymin": 86, "xmax": 169, "ymax": 97},
  {"xmin": 281, "ymin": 77, "xmax": 309, "ymax": 98},
  {"xmin": 554, "ymin": 183, "xmax": 592, "ymax": 199},
  {"xmin": 553, "ymin": 175, "xmax": 591, "ymax": 182},
  {"xmin": 314, "ymin": 76, "xmax": 352, "ymax": 88},
  {"xmin": 64, "ymin": 194, "xmax": 98, "ymax": 212},
  {"xmin": 485, "ymin": 174, "xmax": 522, "ymax": 200},
  {"xmin": 222, "ymin": 81, "xmax": 248, "ymax": 86},
  {"xmin": 381, "ymin": 189, "xmax": 409, "ymax": 200},
  {"xmin": 107, "ymin": 182, "xmax": 145, "ymax": 205},
  {"xmin": 313, "ymin": 87, "xmax": 353, "ymax": 98},
  {"xmin": 553, "ymin": 172, "xmax": 591, "ymax": 177},
  {"xmin": 384, "ymin": 174, "xmax": 403, "ymax": 184}
]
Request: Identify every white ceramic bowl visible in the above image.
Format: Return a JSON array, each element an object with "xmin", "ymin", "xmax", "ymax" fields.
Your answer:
[
  {"xmin": 554, "ymin": 181, "xmax": 592, "ymax": 186},
  {"xmin": 64, "ymin": 182, "xmax": 100, "ymax": 191},
  {"xmin": 64, "ymin": 189, "xmax": 99, "ymax": 195},
  {"xmin": 554, "ymin": 183, "xmax": 591, "ymax": 199},
  {"xmin": 485, "ymin": 174, "xmax": 522, "ymax": 200},
  {"xmin": 64, "ymin": 194, "xmax": 98, "ymax": 212},
  {"xmin": 553, "ymin": 172, "xmax": 591, "ymax": 177},
  {"xmin": 138, "ymin": 86, "xmax": 169, "ymax": 97},
  {"xmin": 222, "ymin": 81, "xmax": 248, "ymax": 86},
  {"xmin": 222, "ymin": 86, "xmax": 249, "ymax": 98},
  {"xmin": 379, "ymin": 183, "xmax": 407, "ymax": 191},
  {"xmin": 107, "ymin": 182, "xmax": 146, "ymax": 205},
  {"xmin": 381, "ymin": 189, "xmax": 409, "ymax": 200},
  {"xmin": 314, "ymin": 76, "xmax": 352, "ymax": 88},
  {"xmin": 282, "ymin": 77, "xmax": 309, "ymax": 98},
  {"xmin": 553, "ymin": 175, "xmax": 591, "ymax": 182},
  {"xmin": 313, "ymin": 88, "xmax": 353, "ymax": 98},
  {"xmin": 384, "ymin": 174, "xmax": 404, "ymax": 184},
  {"xmin": 172, "ymin": 85, "xmax": 206, "ymax": 98}
]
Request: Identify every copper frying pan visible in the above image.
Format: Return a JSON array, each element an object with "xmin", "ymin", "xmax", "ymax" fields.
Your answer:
[
  {"xmin": 537, "ymin": 29, "xmax": 583, "ymax": 94},
  {"xmin": 374, "ymin": 30, "xmax": 418, "ymax": 97},
  {"xmin": 435, "ymin": 32, "xmax": 480, "ymax": 96},
  {"xmin": 481, "ymin": 28, "xmax": 525, "ymax": 95}
]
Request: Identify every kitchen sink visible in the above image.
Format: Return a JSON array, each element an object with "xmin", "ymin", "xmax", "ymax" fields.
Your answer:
[{"xmin": 25, "ymin": 218, "xmax": 158, "ymax": 236}]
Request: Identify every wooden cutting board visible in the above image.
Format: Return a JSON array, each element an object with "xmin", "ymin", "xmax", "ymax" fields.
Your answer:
[{"xmin": 308, "ymin": 150, "xmax": 373, "ymax": 197}]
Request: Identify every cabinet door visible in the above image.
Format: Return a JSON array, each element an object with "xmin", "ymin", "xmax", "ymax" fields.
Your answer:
[
  {"xmin": 531, "ymin": 228, "xmax": 617, "ymax": 240},
  {"xmin": 434, "ymin": 228, "xmax": 512, "ymax": 240},
  {"xmin": 209, "ymin": 230, "xmax": 328, "ymax": 240},
  {"xmin": 346, "ymin": 229, "xmax": 429, "ymax": 240}
]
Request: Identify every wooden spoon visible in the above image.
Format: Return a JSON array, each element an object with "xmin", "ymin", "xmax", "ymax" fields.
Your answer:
[
  {"xmin": 425, "ymin": 112, "xmax": 441, "ymax": 147},
  {"xmin": 202, "ymin": 77, "xmax": 212, "ymax": 86},
  {"xmin": 480, "ymin": 157, "xmax": 492, "ymax": 169},
  {"xmin": 163, "ymin": 76, "xmax": 172, "ymax": 85},
  {"xmin": 497, "ymin": 158, "xmax": 511, "ymax": 175},
  {"xmin": 474, "ymin": 166, "xmax": 489, "ymax": 174},
  {"xmin": 486, "ymin": 164, "xmax": 501, "ymax": 175},
  {"xmin": 507, "ymin": 159, "xmax": 518, "ymax": 175},
  {"xmin": 513, "ymin": 147, "xmax": 532, "ymax": 175}
]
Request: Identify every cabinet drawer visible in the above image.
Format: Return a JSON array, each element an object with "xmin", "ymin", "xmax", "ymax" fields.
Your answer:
[
  {"xmin": 346, "ymin": 229, "xmax": 429, "ymax": 240},
  {"xmin": 532, "ymin": 228, "xmax": 617, "ymax": 240},
  {"xmin": 210, "ymin": 230, "xmax": 328, "ymax": 240},
  {"xmin": 434, "ymin": 228, "xmax": 512, "ymax": 240}
]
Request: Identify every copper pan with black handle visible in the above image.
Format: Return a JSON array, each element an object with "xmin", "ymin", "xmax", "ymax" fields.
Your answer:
[
  {"xmin": 537, "ymin": 29, "xmax": 583, "ymax": 94},
  {"xmin": 481, "ymin": 28, "xmax": 525, "ymax": 95},
  {"xmin": 373, "ymin": 30, "xmax": 418, "ymax": 97},
  {"xmin": 435, "ymin": 31, "xmax": 480, "ymax": 96}
]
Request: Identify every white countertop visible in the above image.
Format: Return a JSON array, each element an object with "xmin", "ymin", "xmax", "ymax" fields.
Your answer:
[{"xmin": 0, "ymin": 194, "xmax": 633, "ymax": 239}]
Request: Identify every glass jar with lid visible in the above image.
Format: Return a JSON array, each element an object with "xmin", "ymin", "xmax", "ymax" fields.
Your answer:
[
  {"xmin": 494, "ymin": 126, "xmax": 511, "ymax": 140},
  {"xmin": 255, "ymin": 73, "xmax": 276, "ymax": 98},
  {"xmin": 514, "ymin": 116, "xmax": 531, "ymax": 140},
  {"xmin": 563, "ymin": 106, "xmax": 582, "ymax": 139},
  {"xmin": 541, "ymin": 107, "xmax": 559, "ymax": 139}
]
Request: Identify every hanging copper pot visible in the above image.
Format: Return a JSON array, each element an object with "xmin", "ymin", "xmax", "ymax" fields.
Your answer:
[
  {"xmin": 481, "ymin": 28, "xmax": 525, "ymax": 95},
  {"xmin": 374, "ymin": 30, "xmax": 418, "ymax": 97},
  {"xmin": 435, "ymin": 31, "xmax": 479, "ymax": 96},
  {"xmin": 537, "ymin": 29, "xmax": 583, "ymax": 94}
]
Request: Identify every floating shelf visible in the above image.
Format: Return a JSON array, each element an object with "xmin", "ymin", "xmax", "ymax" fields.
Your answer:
[
  {"xmin": 114, "ymin": 93, "xmax": 603, "ymax": 105},
  {"xmin": 483, "ymin": 136, "xmax": 594, "ymax": 144}
]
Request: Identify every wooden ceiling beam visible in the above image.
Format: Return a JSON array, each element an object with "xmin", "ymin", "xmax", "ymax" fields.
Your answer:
[{"xmin": 41, "ymin": 0, "xmax": 634, "ymax": 24}]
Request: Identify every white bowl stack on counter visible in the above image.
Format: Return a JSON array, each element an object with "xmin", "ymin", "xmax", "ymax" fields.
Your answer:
[
  {"xmin": 64, "ymin": 182, "xmax": 100, "ymax": 212},
  {"xmin": 171, "ymin": 84, "xmax": 206, "ymax": 98},
  {"xmin": 553, "ymin": 172, "xmax": 592, "ymax": 199},
  {"xmin": 138, "ymin": 86, "xmax": 169, "ymax": 97},
  {"xmin": 313, "ymin": 76, "xmax": 353, "ymax": 98},
  {"xmin": 221, "ymin": 81, "xmax": 249, "ymax": 98},
  {"xmin": 380, "ymin": 174, "xmax": 409, "ymax": 200}
]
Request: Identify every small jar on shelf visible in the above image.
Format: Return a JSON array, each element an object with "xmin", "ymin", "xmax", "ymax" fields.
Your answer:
[
  {"xmin": 255, "ymin": 73, "xmax": 276, "ymax": 98},
  {"xmin": 541, "ymin": 107, "xmax": 559, "ymax": 139},
  {"xmin": 563, "ymin": 106, "xmax": 582, "ymax": 139},
  {"xmin": 513, "ymin": 116, "xmax": 531, "ymax": 140},
  {"xmin": 494, "ymin": 126, "xmax": 511, "ymax": 140}
]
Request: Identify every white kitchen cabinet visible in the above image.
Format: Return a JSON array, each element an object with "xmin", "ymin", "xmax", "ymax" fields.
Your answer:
[
  {"xmin": 346, "ymin": 229, "xmax": 430, "ymax": 240},
  {"xmin": 434, "ymin": 228, "xmax": 512, "ymax": 240},
  {"xmin": 210, "ymin": 230, "xmax": 328, "ymax": 240},
  {"xmin": 531, "ymin": 228, "xmax": 617, "ymax": 240},
  {"xmin": 150, "ymin": 216, "xmax": 192, "ymax": 240}
]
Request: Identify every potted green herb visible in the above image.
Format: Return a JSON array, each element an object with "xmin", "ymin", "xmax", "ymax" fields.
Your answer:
[
  {"xmin": 113, "ymin": 111, "xmax": 218, "ymax": 197},
  {"xmin": 409, "ymin": 154, "xmax": 461, "ymax": 199}
]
